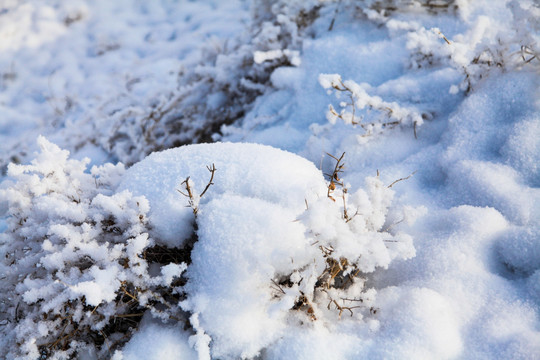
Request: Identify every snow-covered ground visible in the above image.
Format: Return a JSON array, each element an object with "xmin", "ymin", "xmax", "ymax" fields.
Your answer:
[{"xmin": 1, "ymin": 0, "xmax": 539, "ymax": 359}]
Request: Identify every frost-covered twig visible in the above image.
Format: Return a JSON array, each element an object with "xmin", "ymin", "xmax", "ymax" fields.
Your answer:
[{"xmin": 319, "ymin": 74, "xmax": 424, "ymax": 135}]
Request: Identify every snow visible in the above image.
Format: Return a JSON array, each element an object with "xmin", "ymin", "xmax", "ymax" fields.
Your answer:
[
  {"xmin": 70, "ymin": 266, "xmax": 121, "ymax": 307},
  {"xmin": 114, "ymin": 316, "xmax": 197, "ymax": 360},
  {"xmin": 118, "ymin": 142, "xmax": 327, "ymax": 247},
  {"xmin": 1, "ymin": 0, "xmax": 540, "ymax": 359}
]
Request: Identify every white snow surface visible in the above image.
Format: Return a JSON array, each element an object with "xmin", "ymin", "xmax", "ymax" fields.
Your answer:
[
  {"xmin": 118, "ymin": 142, "xmax": 327, "ymax": 247},
  {"xmin": 113, "ymin": 316, "xmax": 197, "ymax": 360},
  {"xmin": 1, "ymin": 0, "xmax": 540, "ymax": 359}
]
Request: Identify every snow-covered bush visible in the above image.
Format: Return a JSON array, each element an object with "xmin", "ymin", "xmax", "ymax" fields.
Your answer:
[
  {"xmin": 119, "ymin": 143, "xmax": 417, "ymax": 359},
  {"xmin": 323, "ymin": 0, "xmax": 462, "ymax": 28},
  {"xmin": 0, "ymin": 137, "xmax": 186, "ymax": 359},
  {"xmin": 91, "ymin": 0, "xmax": 323, "ymax": 165},
  {"xmin": 359, "ymin": 0, "xmax": 460, "ymax": 18},
  {"xmin": 314, "ymin": 0, "xmax": 539, "ymax": 142},
  {"xmin": 319, "ymin": 73, "xmax": 425, "ymax": 136},
  {"xmin": 272, "ymin": 152, "xmax": 416, "ymax": 323},
  {"xmin": 0, "ymin": 138, "xmax": 418, "ymax": 359},
  {"xmin": 401, "ymin": 0, "xmax": 539, "ymax": 93}
]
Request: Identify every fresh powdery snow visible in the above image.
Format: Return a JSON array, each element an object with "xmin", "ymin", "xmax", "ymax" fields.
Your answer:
[{"xmin": 1, "ymin": 0, "xmax": 540, "ymax": 359}]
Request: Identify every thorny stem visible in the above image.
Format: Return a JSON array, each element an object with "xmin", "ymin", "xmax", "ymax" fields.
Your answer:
[
  {"xmin": 326, "ymin": 152, "xmax": 358, "ymax": 222},
  {"xmin": 342, "ymin": 188, "xmax": 348, "ymax": 219},
  {"xmin": 328, "ymin": 78, "xmax": 422, "ymax": 137},
  {"xmin": 177, "ymin": 177, "xmax": 193, "ymax": 199}
]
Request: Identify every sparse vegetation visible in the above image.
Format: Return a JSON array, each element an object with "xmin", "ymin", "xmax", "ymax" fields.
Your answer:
[
  {"xmin": 0, "ymin": 138, "xmax": 188, "ymax": 359},
  {"xmin": 319, "ymin": 74, "xmax": 426, "ymax": 137},
  {"xmin": 271, "ymin": 152, "xmax": 415, "ymax": 322}
]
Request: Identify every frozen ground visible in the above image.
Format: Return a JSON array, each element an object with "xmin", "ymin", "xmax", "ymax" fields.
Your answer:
[{"xmin": 0, "ymin": 0, "xmax": 539, "ymax": 359}]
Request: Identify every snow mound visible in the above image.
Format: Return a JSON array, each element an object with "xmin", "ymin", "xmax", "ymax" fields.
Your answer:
[
  {"xmin": 119, "ymin": 142, "xmax": 328, "ymax": 247},
  {"xmin": 120, "ymin": 142, "xmax": 417, "ymax": 359}
]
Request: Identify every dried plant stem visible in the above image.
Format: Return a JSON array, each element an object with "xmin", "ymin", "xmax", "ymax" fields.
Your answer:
[
  {"xmin": 178, "ymin": 163, "xmax": 217, "ymax": 215},
  {"xmin": 387, "ymin": 171, "xmax": 417, "ymax": 188},
  {"xmin": 327, "ymin": 298, "xmax": 362, "ymax": 318},
  {"xmin": 200, "ymin": 164, "xmax": 217, "ymax": 198},
  {"xmin": 326, "ymin": 152, "xmax": 345, "ymax": 200}
]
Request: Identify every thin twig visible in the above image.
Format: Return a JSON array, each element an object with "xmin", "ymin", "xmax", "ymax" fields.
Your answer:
[
  {"xmin": 114, "ymin": 313, "xmax": 145, "ymax": 318},
  {"xmin": 438, "ymin": 31, "xmax": 451, "ymax": 45},
  {"xmin": 521, "ymin": 45, "xmax": 538, "ymax": 63},
  {"xmin": 387, "ymin": 171, "xmax": 417, "ymax": 188},
  {"xmin": 341, "ymin": 297, "xmax": 364, "ymax": 303},
  {"xmin": 271, "ymin": 279, "xmax": 286, "ymax": 295},
  {"xmin": 180, "ymin": 176, "xmax": 194, "ymax": 199},
  {"xmin": 178, "ymin": 164, "xmax": 217, "ymax": 215},
  {"xmin": 327, "ymin": 298, "xmax": 362, "ymax": 318},
  {"xmin": 200, "ymin": 164, "xmax": 216, "ymax": 198},
  {"xmin": 326, "ymin": 152, "xmax": 345, "ymax": 199},
  {"xmin": 120, "ymin": 283, "xmax": 138, "ymax": 302},
  {"xmin": 328, "ymin": 0, "xmax": 342, "ymax": 31},
  {"xmin": 382, "ymin": 218, "xmax": 404, "ymax": 233}
]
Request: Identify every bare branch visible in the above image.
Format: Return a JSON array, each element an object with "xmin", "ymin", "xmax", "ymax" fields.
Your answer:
[
  {"xmin": 438, "ymin": 30, "xmax": 451, "ymax": 45},
  {"xmin": 200, "ymin": 163, "xmax": 217, "ymax": 198},
  {"xmin": 326, "ymin": 297, "xmax": 362, "ymax": 318},
  {"xmin": 328, "ymin": 0, "xmax": 342, "ymax": 31},
  {"xmin": 180, "ymin": 176, "xmax": 194, "ymax": 199},
  {"xmin": 326, "ymin": 152, "xmax": 346, "ymax": 199},
  {"xmin": 271, "ymin": 279, "xmax": 286, "ymax": 295},
  {"xmin": 387, "ymin": 170, "xmax": 417, "ymax": 188},
  {"xmin": 382, "ymin": 218, "xmax": 405, "ymax": 233},
  {"xmin": 177, "ymin": 164, "xmax": 217, "ymax": 215},
  {"xmin": 176, "ymin": 189, "xmax": 188, "ymax": 197}
]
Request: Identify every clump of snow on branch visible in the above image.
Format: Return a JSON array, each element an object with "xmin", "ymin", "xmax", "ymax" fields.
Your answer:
[{"xmin": 319, "ymin": 73, "xmax": 425, "ymax": 136}]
